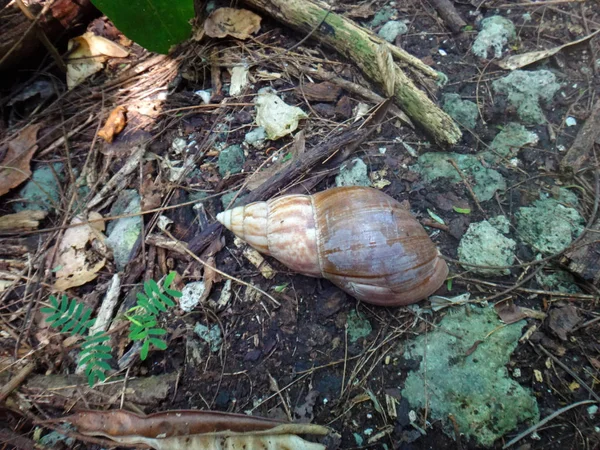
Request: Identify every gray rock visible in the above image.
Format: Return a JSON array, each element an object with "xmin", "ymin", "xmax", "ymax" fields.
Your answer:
[
  {"xmin": 105, "ymin": 190, "xmax": 142, "ymax": 271},
  {"xmin": 492, "ymin": 70, "xmax": 560, "ymax": 124},
  {"xmin": 218, "ymin": 144, "xmax": 245, "ymax": 177},
  {"xmin": 472, "ymin": 16, "xmax": 516, "ymax": 59},
  {"xmin": 458, "ymin": 217, "xmax": 516, "ymax": 276},
  {"xmin": 335, "ymin": 158, "xmax": 371, "ymax": 187},
  {"xmin": 244, "ymin": 127, "xmax": 267, "ymax": 149},
  {"xmin": 442, "ymin": 94, "xmax": 478, "ymax": 129},
  {"xmin": 378, "ymin": 20, "xmax": 408, "ymax": 42}
]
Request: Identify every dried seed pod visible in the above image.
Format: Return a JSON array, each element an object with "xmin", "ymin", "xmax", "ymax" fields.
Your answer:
[{"xmin": 217, "ymin": 186, "xmax": 448, "ymax": 306}]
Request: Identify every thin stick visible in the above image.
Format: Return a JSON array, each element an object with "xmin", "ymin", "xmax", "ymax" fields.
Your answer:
[
  {"xmin": 502, "ymin": 399, "xmax": 596, "ymax": 448},
  {"xmin": 162, "ymin": 229, "xmax": 280, "ymax": 307},
  {"xmin": 537, "ymin": 344, "xmax": 600, "ymax": 403},
  {"xmin": 448, "ymin": 158, "xmax": 486, "ymax": 215}
]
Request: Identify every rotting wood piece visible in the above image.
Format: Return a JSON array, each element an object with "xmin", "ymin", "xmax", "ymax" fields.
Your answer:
[
  {"xmin": 242, "ymin": 0, "xmax": 462, "ymax": 147},
  {"xmin": 21, "ymin": 373, "xmax": 177, "ymax": 410},
  {"xmin": 0, "ymin": 0, "xmax": 97, "ymax": 71},
  {"xmin": 429, "ymin": 0, "xmax": 467, "ymax": 34},
  {"xmin": 560, "ymin": 98, "xmax": 600, "ymax": 175},
  {"xmin": 562, "ymin": 217, "xmax": 600, "ymax": 285}
]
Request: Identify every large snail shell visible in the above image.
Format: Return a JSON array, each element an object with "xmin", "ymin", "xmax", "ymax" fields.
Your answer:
[{"xmin": 217, "ymin": 186, "xmax": 448, "ymax": 306}]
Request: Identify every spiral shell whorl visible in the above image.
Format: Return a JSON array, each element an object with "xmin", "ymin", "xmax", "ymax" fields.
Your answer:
[
  {"xmin": 217, "ymin": 187, "xmax": 448, "ymax": 306},
  {"xmin": 217, "ymin": 202, "xmax": 269, "ymax": 254}
]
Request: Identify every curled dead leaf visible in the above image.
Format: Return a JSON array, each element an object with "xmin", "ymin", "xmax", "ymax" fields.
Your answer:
[
  {"xmin": 204, "ymin": 8, "xmax": 262, "ymax": 40},
  {"xmin": 55, "ymin": 409, "xmax": 328, "ymax": 450},
  {"xmin": 0, "ymin": 124, "xmax": 41, "ymax": 197},
  {"xmin": 98, "ymin": 106, "xmax": 127, "ymax": 143},
  {"xmin": 53, "ymin": 213, "xmax": 107, "ymax": 291},
  {"xmin": 67, "ymin": 32, "xmax": 129, "ymax": 89}
]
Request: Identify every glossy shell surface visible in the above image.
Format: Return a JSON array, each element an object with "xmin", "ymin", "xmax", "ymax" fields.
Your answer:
[{"xmin": 217, "ymin": 186, "xmax": 448, "ymax": 306}]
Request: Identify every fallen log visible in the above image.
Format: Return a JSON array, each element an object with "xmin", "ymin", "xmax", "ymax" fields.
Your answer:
[{"xmin": 243, "ymin": 0, "xmax": 462, "ymax": 147}]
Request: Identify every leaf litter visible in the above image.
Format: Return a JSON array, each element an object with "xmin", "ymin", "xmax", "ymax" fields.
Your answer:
[{"xmin": 2, "ymin": 2, "xmax": 600, "ymax": 450}]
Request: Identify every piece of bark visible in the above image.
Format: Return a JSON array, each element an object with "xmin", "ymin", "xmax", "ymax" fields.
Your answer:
[
  {"xmin": 562, "ymin": 217, "xmax": 600, "ymax": 285},
  {"xmin": 295, "ymin": 81, "xmax": 342, "ymax": 102},
  {"xmin": 560, "ymin": 98, "xmax": 600, "ymax": 175},
  {"xmin": 429, "ymin": 0, "xmax": 467, "ymax": 34},
  {"xmin": 0, "ymin": 0, "xmax": 97, "ymax": 71},
  {"xmin": 243, "ymin": 0, "xmax": 461, "ymax": 147},
  {"xmin": 21, "ymin": 373, "xmax": 177, "ymax": 410}
]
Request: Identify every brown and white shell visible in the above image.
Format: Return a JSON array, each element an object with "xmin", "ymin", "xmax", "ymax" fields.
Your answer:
[{"xmin": 217, "ymin": 186, "xmax": 448, "ymax": 306}]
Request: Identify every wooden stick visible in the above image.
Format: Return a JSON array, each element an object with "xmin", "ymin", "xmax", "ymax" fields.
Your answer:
[{"xmin": 243, "ymin": 0, "xmax": 462, "ymax": 147}]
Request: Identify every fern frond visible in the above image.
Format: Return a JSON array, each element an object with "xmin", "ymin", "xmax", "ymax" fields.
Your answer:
[
  {"xmin": 79, "ymin": 331, "xmax": 112, "ymax": 387},
  {"xmin": 42, "ymin": 295, "xmax": 96, "ymax": 336},
  {"xmin": 133, "ymin": 272, "xmax": 182, "ymax": 317}
]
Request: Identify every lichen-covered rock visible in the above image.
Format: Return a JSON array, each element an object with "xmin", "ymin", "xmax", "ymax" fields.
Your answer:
[
  {"xmin": 485, "ymin": 122, "xmax": 539, "ymax": 163},
  {"xmin": 14, "ymin": 163, "xmax": 64, "ymax": 212},
  {"xmin": 218, "ymin": 144, "xmax": 245, "ymax": 177},
  {"xmin": 335, "ymin": 158, "xmax": 371, "ymax": 187},
  {"xmin": 414, "ymin": 152, "xmax": 506, "ymax": 201},
  {"xmin": 442, "ymin": 93, "xmax": 478, "ymax": 129},
  {"xmin": 516, "ymin": 198, "xmax": 584, "ymax": 254},
  {"xmin": 458, "ymin": 216, "xmax": 516, "ymax": 276},
  {"xmin": 377, "ymin": 20, "xmax": 408, "ymax": 42},
  {"xmin": 492, "ymin": 70, "xmax": 560, "ymax": 124},
  {"xmin": 472, "ymin": 16, "xmax": 516, "ymax": 59},
  {"xmin": 402, "ymin": 306, "xmax": 539, "ymax": 447}
]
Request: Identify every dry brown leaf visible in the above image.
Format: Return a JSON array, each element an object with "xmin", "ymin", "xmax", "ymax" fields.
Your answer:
[
  {"xmin": 0, "ymin": 210, "xmax": 47, "ymax": 232},
  {"xmin": 204, "ymin": 8, "xmax": 261, "ymax": 39},
  {"xmin": 0, "ymin": 124, "xmax": 41, "ymax": 197},
  {"xmin": 547, "ymin": 304, "xmax": 581, "ymax": 341},
  {"xmin": 57, "ymin": 409, "xmax": 328, "ymax": 450},
  {"xmin": 98, "ymin": 106, "xmax": 127, "ymax": 143},
  {"xmin": 497, "ymin": 29, "xmax": 600, "ymax": 70},
  {"xmin": 53, "ymin": 213, "xmax": 107, "ymax": 291},
  {"xmin": 295, "ymin": 82, "xmax": 342, "ymax": 103},
  {"xmin": 141, "ymin": 176, "xmax": 163, "ymax": 211},
  {"xmin": 67, "ymin": 32, "xmax": 129, "ymax": 89},
  {"xmin": 494, "ymin": 300, "xmax": 527, "ymax": 325}
]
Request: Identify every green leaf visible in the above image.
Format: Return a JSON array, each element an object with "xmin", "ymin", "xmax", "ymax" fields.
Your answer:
[
  {"xmin": 158, "ymin": 293, "xmax": 175, "ymax": 308},
  {"xmin": 89, "ymin": 0, "xmax": 194, "ymax": 54},
  {"xmin": 59, "ymin": 296, "xmax": 68, "ymax": 313},
  {"xmin": 447, "ymin": 278, "xmax": 453, "ymax": 291},
  {"xmin": 129, "ymin": 328, "xmax": 149, "ymax": 340},
  {"xmin": 140, "ymin": 340, "xmax": 150, "ymax": 360},
  {"xmin": 164, "ymin": 287, "xmax": 182, "ymax": 298},
  {"xmin": 163, "ymin": 271, "xmax": 176, "ymax": 289},
  {"xmin": 137, "ymin": 297, "xmax": 158, "ymax": 315},
  {"xmin": 147, "ymin": 328, "xmax": 167, "ymax": 336},
  {"xmin": 273, "ymin": 283, "xmax": 288, "ymax": 293},
  {"xmin": 149, "ymin": 338, "xmax": 167, "ymax": 350},
  {"xmin": 452, "ymin": 206, "xmax": 471, "ymax": 214},
  {"xmin": 427, "ymin": 209, "xmax": 445, "ymax": 225}
]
